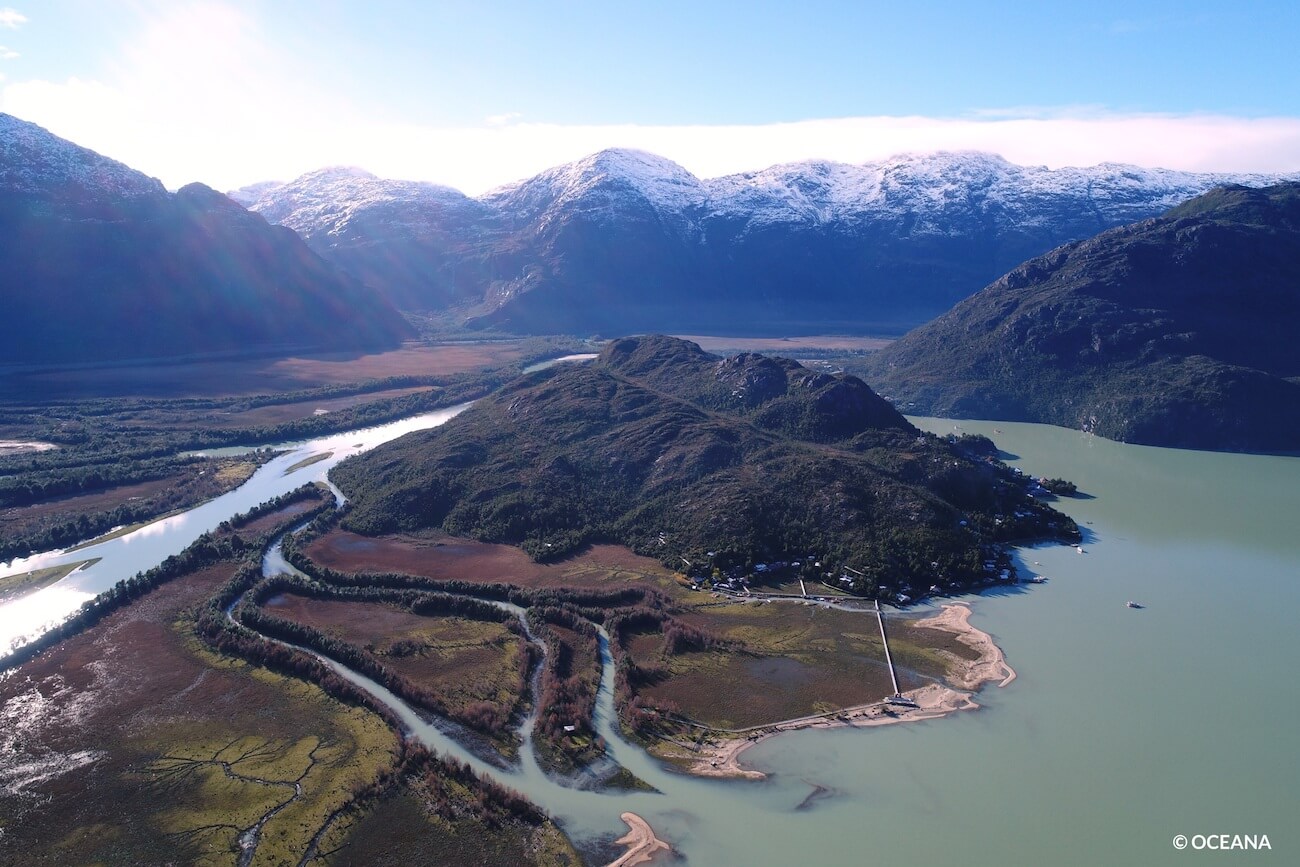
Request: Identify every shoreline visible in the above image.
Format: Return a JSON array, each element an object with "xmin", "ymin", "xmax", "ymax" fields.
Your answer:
[
  {"xmin": 913, "ymin": 602, "xmax": 1017, "ymax": 689},
  {"xmin": 606, "ymin": 812, "xmax": 671, "ymax": 867},
  {"xmin": 678, "ymin": 602, "xmax": 1012, "ymax": 779}
]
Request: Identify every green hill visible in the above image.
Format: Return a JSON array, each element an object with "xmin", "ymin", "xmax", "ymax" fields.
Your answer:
[{"xmin": 332, "ymin": 336, "xmax": 1077, "ymax": 600}]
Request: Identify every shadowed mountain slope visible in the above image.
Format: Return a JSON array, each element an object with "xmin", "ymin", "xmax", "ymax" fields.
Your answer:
[
  {"xmin": 1, "ymin": 114, "xmax": 412, "ymax": 364},
  {"xmin": 864, "ymin": 183, "xmax": 1300, "ymax": 452},
  {"xmin": 238, "ymin": 149, "xmax": 1297, "ymax": 335}
]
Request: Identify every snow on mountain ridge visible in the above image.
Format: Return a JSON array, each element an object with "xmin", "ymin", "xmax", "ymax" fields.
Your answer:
[
  {"xmin": 703, "ymin": 150, "xmax": 1300, "ymax": 235},
  {"xmin": 0, "ymin": 113, "xmax": 164, "ymax": 199},
  {"xmin": 227, "ymin": 179, "xmax": 285, "ymax": 207},
  {"xmin": 243, "ymin": 147, "xmax": 1300, "ymax": 242},
  {"xmin": 242, "ymin": 166, "xmax": 481, "ymax": 241},
  {"xmin": 483, "ymin": 148, "xmax": 709, "ymax": 222}
]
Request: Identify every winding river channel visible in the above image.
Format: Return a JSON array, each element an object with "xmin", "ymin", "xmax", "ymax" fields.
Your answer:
[
  {"xmin": 0, "ymin": 404, "xmax": 472, "ymax": 654},
  {"xmin": 3, "ymin": 398, "xmax": 1299, "ymax": 864}
]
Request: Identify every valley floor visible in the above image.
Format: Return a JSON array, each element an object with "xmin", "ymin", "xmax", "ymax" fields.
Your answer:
[{"xmin": 301, "ymin": 527, "xmax": 992, "ymax": 780}]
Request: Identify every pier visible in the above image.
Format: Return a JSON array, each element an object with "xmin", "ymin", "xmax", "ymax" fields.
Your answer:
[{"xmin": 874, "ymin": 599, "xmax": 901, "ymax": 696}]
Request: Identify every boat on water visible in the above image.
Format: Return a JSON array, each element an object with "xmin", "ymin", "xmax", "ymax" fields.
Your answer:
[
  {"xmin": 1126, "ymin": 601, "xmax": 1144, "ymax": 609},
  {"xmin": 1076, "ymin": 545, "xmax": 1085, "ymax": 553}
]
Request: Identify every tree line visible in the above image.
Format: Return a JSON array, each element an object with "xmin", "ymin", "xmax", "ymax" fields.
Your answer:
[{"xmin": 0, "ymin": 486, "xmax": 333, "ymax": 671}]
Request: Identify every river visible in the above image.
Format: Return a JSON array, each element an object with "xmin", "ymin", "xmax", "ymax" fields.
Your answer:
[
  {"xmin": 0, "ymin": 403, "xmax": 471, "ymax": 654},
  {"xmin": 4, "ymin": 408, "xmax": 1297, "ymax": 864}
]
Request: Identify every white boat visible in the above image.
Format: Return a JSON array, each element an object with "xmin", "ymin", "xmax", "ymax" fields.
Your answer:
[
  {"xmin": 1126, "ymin": 601, "xmax": 1144, "ymax": 609},
  {"xmin": 1076, "ymin": 545, "xmax": 1085, "ymax": 553}
]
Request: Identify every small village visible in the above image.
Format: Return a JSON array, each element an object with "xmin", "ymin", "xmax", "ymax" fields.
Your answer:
[{"xmin": 668, "ymin": 452, "xmax": 1074, "ymax": 608}]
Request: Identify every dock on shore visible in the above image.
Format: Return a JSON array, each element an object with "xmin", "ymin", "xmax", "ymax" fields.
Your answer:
[{"xmin": 874, "ymin": 599, "xmax": 901, "ymax": 696}]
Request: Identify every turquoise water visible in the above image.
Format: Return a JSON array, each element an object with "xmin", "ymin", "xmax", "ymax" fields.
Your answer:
[{"xmin": 616, "ymin": 419, "xmax": 1299, "ymax": 865}]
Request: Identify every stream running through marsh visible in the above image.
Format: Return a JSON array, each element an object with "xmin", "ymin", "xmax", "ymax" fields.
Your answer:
[{"xmin": 249, "ymin": 530, "xmax": 712, "ymax": 851}]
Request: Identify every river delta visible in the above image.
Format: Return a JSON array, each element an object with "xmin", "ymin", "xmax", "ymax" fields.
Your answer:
[{"xmin": 2, "ymin": 403, "xmax": 1296, "ymax": 865}]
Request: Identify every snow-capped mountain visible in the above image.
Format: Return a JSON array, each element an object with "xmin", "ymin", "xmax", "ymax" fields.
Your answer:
[
  {"xmin": 483, "ymin": 149, "xmax": 710, "ymax": 226},
  {"xmin": 0, "ymin": 113, "xmax": 412, "ymax": 363},
  {"xmin": 0, "ymin": 113, "xmax": 165, "ymax": 202},
  {"xmin": 231, "ymin": 166, "xmax": 489, "ymax": 241},
  {"xmin": 232, "ymin": 166, "xmax": 498, "ymax": 311},
  {"xmin": 702, "ymin": 151, "xmax": 1280, "ymax": 233},
  {"xmin": 239, "ymin": 148, "xmax": 1299, "ymax": 335}
]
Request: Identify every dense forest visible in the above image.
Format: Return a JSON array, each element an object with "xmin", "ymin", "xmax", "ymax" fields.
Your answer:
[
  {"xmin": 864, "ymin": 183, "xmax": 1300, "ymax": 452},
  {"xmin": 333, "ymin": 336, "xmax": 1078, "ymax": 599}
]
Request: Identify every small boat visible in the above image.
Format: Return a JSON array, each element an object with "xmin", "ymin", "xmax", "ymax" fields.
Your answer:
[
  {"xmin": 1076, "ymin": 545, "xmax": 1085, "ymax": 554},
  {"xmin": 1028, "ymin": 575, "xmax": 1048, "ymax": 584},
  {"xmin": 1126, "ymin": 601, "xmax": 1144, "ymax": 609},
  {"xmin": 886, "ymin": 694, "xmax": 920, "ymax": 708}
]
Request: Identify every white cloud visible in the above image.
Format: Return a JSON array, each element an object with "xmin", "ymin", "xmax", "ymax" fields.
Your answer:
[
  {"xmin": 0, "ymin": 8, "xmax": 26, "ymax": 29},
  {"xmin": 242, "ymin": 113, "xmax": 1300, "ymax": 195},
  {"xmin": 0, "ymin": 46, "xmax": 18, "ymax": 60},
  {"xmin": 7, "ymin": 87, "xmax": 1300, "ymax": 196},
  {"xmin": 1, "ymin": 2, "xmax": 1298, "ymax": 195}
]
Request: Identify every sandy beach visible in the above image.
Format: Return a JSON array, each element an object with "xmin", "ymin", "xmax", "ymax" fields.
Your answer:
[
  {"xmin": 914, "ymin": 602, "xmax": 1017, "ymax": 689},
  {"xmin": 606, "ymin": 812, "xmax": 671, "ymax": 866},
  {"xmin": 678, "ymin": 602, "xmax": 1012, "ymax": 779}
]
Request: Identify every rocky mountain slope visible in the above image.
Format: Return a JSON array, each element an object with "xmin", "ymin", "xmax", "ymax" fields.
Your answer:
[
  {"xmin": 331, "ymin": 336, "xmax": 1078, "ymax": 599},
  {"xmin": 236, "ymin": 149, "xmax": 1296, "ymax": 335},
  {"xmin": 863, "ymin": 183, "xmax": 1300, "ymax": 452},
  {"xmin": 1, "ymin": 114, "xmax": 413, "ymax": 364}
]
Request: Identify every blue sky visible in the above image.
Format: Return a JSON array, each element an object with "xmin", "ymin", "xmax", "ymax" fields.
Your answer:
[{"xmin": 2, "ymin": 1, "xmax": 1298, "ymax": 192}]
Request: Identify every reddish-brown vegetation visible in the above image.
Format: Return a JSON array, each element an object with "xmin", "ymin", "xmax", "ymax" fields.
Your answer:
[
  {"xmin": 676, "ymin": 334, "xmax": 893, "ymax": 352},
  {"xmin": 1, "ymin": 342, "xmax": 530, "ymax": 400},
  {"xmin": 215, "ymin": 494, "xmax": 325, "ymax": 538},
  {"xmin": 305, "ymin": 529, "xmax": 676, "ymax": 590},
  {"xmin": 0, "ymin": 558, "xmax": 396, "ymax": 866},
  {"xmin": 261, "ymin": 591, "xmax": 531, "ymax": 743},
  {"xmin": 529, "ymin": 608, "xmax": 604, "ymax": 771}
]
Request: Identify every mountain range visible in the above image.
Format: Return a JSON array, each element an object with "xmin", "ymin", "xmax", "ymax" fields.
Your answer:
[
  {"xmin": 233, "ymin": 150, "xmax": 1296, "ymax": 335},
  {"xmin": 863, "ymin": 183, "xmax": 1300, "ymax": 452},
  {"xmin": 0, "ymin": 114, "xmax": 412, "ymax": 364}
]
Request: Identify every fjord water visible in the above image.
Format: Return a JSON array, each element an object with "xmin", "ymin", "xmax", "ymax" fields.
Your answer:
[
  {"xmin": 4, "ymin": 406, "xmax": 1297, "ymax": 864},
  {"xmin": 603, "ymin": 418, "xmax": 1299, "ymax": 866}
]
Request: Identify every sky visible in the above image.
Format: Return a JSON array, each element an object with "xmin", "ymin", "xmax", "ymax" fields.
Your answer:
[{"xmin": 1, "ymin": 0, "xmax": 1299, "ymax": 194}]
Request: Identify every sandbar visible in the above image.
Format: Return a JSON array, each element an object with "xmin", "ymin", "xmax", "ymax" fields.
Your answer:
[
  {"xmin": 678, "ymin": 602, "xmax": 1012, "ymax": 779},
  {"xmin": 607, "ymin": 811, "xmax": 671, "ymax": 866}
]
